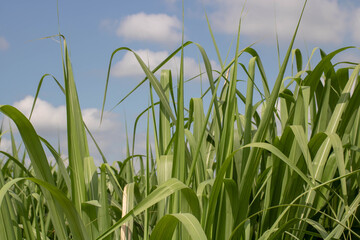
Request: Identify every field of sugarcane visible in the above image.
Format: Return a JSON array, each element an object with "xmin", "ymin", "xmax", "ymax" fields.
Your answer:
[{"xmin": 1, "ymin": 1, "xmax": 360, "ymax": 239}]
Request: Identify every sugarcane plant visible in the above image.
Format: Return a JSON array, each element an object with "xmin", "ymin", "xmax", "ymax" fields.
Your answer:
[{"xmin": 1, "ymin": 0, "xmax": 360, "ymax": 239}]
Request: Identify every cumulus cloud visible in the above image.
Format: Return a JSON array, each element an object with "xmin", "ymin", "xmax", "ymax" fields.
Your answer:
[
  {"xmin": 351, "ymin": 8, "xmax": 360, "ymax": 42},
  {"xmin": 13, "ymin": 96, "xmax": 118, "ymax": 134},
  {"xmin": 14, "ymin": 96, "xmax": 67, "ymax": 133},
  {"xmin": 10, "ymin": 96, "xmax": 122, "ymax": 162},
  {"xmin": 0, "ymin": 137, "xmax": 11, "ymax": 152},
  {"xmin": 333, "ymin": 50, "xmax": 360, "ymax": 64},
  {"xmin": 1, "ymin": 96, "xmax": 174, "ymax": 164},
  {"xmin": 0, "ymin": 36, "xmax": 9, "ymax": 50},
  {"xmin": 116, "ymin": 12, "xmax": 182, "ymax": 45},
  {"xmin": 111, "ymin": 49, "xmax": 219, "ymax": 79},
  {"xmin": 206, "ymin": 0, "xmax": 354, "ymax": 44},
  {"xmin": 111, "ymin": 49, "xmax": 168, "ymax": 77}
]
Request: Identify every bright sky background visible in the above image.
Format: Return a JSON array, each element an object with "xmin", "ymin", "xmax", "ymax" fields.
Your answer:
[{"xmin": 1, "ymin": 0, "xmax": 359, "ymax": 164}]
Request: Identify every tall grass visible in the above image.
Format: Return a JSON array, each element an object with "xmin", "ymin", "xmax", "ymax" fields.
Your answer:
[{"xmin": 1, "ymin": 1, "xmax": 360, "ymax": 239}]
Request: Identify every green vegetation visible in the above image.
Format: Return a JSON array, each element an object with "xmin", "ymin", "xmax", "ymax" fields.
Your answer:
[{"xmin": 1, "ymin": 1, "xmax": 360, "ymax": 239}]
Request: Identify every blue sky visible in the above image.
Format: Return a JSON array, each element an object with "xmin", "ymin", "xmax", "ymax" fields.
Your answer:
[{"xmin": 1, "ymin": 0, "xmax": 359, "ymax": 164}]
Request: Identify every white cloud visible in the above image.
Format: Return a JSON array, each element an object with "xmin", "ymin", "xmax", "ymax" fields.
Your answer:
[
  {"xmin": 0, "ymin": 36, "xmax": 9, "ymax": 50},
  {"xmin": 0, "ymin": 137, "xmax": 11, "ymax": 152},
  {"xmin": 333, "ymin": 50, "xmax": 360, "ymax": 65},
  {"xmin": 13, "ymin": 96, "xmax": 119, "ymax": 133},
  {"xmin": 299, "ymin": 0, "xmax": 348, "ymax": 44},
  {"xmin": 111, "ymin": 49, "xmax": 169, "ymax": 77},
  {"xmin": 111, "ymin": 49, "xmax": 220, "ymax": 79},
  {"xmin": 14, "ymin": 96, "xmax": 67, "ymax": 133},
  {"xmin": 351, "ymin": 8, "xmax": 360, "ymax": 42},
  {"xmin": 3, "ymin": 96, "xmax": 169, "ymax": 164},
  {"xmin": 116, "ymin": 12, "xmax": 182, "ymax": 45},
  {"xmin": 10, "ymin": 96, "xmax": 122, "ymax": 161},
  {"xmin": 206, "ymin": 0, "xmax": 354, "ymax": 44}
]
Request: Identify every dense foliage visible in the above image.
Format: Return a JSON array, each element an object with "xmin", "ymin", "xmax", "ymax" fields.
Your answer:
[{"xmin": 1, "ymin": 1, "xmax": 360, "ymax": 239}]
